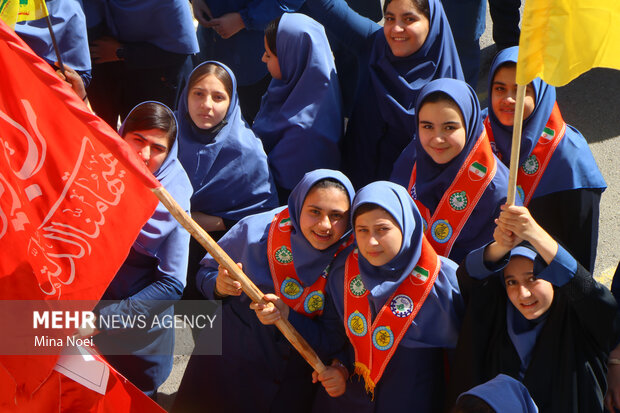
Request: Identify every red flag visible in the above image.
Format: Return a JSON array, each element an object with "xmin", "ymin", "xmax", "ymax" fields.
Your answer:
[
  {"xmin": 0, "ymin": 352, "xmax": 166, "ymax": 412},
  {"xmin": 0, "ymin": 18, "xmax": 161, "ymax": 404}
]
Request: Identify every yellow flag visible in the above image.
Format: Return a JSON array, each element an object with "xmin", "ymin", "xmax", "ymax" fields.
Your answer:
[
  {"xmin": 0, "ymin": 0, "xmax": 48, "ymax": 28},
  {"xmin": 516, "ymin": 0, "xmax": 620, "ymax": 86}
]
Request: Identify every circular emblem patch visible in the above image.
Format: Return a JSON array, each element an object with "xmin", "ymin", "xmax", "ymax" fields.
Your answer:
[
  {"xmin": 349, "ymin": 274, "xmax": 367, "ymax": 296},
  {"xmin": 521, "ymin": 155, "xmax": 539, "ymax": 175},
  {"xmin": 304, "ymin": 291, "xmax": 324, "ymax": 313},
  {"xmin": 274, "ymin": 246, "xmax": 293, "ymax": 264},
  {"xmin": 431, "ymin": 220, "xmax": 452, "ymax": 244},
  {"xmin": 281, "ymin": 277, "xmax": 303, "ymax": 299},
  {"xmin": 372, "ymin": 326, "xmax": 394, "ymax": 351},
  {"xmin": 517, "ymin": 185, "xmax": 525, "ymax": 203},
  {"xmin": 347, "ymin": 311, "xmax": 367, "ymax": 337},
  {"xmin": 449, "ymin": 191, "xmax": 468, "ymax": 211},
  {"xmin": 390, "ymin": 294, "xmax": 413, "ymax": 318}
]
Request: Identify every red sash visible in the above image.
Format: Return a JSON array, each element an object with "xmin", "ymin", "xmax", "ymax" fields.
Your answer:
[
  {"xmin": 343, "ymin": 236, "xmax": 440, "ymax": 395},
  {"xmin": 407, "ymin": 131, "xmax": 497, "ymax": 257},
  {"xmin": 484, "ymin": 103, "xmax": 566, "ymax": 206},
  {"xmin": 267, "ymin": 208, "xmax": 350, "ymax": 318}
]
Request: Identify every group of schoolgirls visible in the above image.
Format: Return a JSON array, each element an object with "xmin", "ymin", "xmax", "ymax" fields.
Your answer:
[
  {"xmin": 169, "ymin": 0, "xmax": 613, "ymax": 411},
  {"xmin": 42, "ymin": 0, "xmax": 617, "ymax": 410}
]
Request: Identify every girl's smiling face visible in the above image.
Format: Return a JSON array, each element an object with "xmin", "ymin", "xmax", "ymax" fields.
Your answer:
[
  {"xmin": 383, "ymin": 0, "xmax": 430, "ymax": 58},
  {"xmin": 418, "ymin": 99, "xmax": 467, "ymax": 164},
  {"xmin": 491, "ymin": 65, "xmax": 536, "ymax": 126},
  {"xmin": 299, "ymin": 186, "xmax": 350, "ymax": 251},
  {"xmin": 354, "ymin": 207, "xmax": 403, "ymax": 266},
  {"xmin": 504, "ymin": 256, "xmax": 554, "ymax": 320}
]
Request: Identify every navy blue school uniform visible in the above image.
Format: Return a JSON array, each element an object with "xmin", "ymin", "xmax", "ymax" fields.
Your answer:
[
  {"xmin": 15, "ymin": 0, "xmax": 92, "ymax": 86},
  {"xmin": 82, "ymin": 0, "xmax": 198, "ymax": 127},
  {"xmin": 252, "ymin": 13, "xmax": 343, "ymax": 199},
  {"xmin": 175, "ymin": 61, "xmax": 279, "ymax": 300},
  {"xmin": 292, "ymin": 182, "xmax": 463, "ymax": 412},
  {"xmin": 485, "ymin": 47, "xmax": 606, "ymax": 272},
  {"xmin": 448, "ymin": 243, "xmax": 619, "ymax": 412},
  {"xmin": 172, "ymin": 170, "xmax": 355, "ymax": 413},
  {"xmin": 391, "ymin": 79, "xmax": 513, "ymax": 264},
  {"xmin": 300, "ymin": 0, "xmax": 464, "ymax": 188},
  {"xmin": 94, "ymin": 103, "xmax": 192, "ymax": 396}
]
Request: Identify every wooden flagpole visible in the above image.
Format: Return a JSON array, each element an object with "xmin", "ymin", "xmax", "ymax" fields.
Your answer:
[
  {"xmin": 506, "ymin": 84, "xmax": 527, "ymax": 205},
  {"xmin": 151, "ymin": 186, "xmax": 327, "ymax": 374}
]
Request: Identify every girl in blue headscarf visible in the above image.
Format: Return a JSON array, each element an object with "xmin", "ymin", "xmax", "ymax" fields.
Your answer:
[
  {"xmin": 175, "ymin": 61, "xmax": 279, "ymax": 301},
  {"xmin": 172, "ymin": 169, "xmax": 355, "ymax": 413},
  {"xmin": 294, "ymin": 0, "xmax": 464, "ymax": 188},
  {"xmin": 448, "ymin": 204, "xmax": 618, "ymax": 413},
  {"xmin": 252, "ymin": 13, "xmax": 343, "ymax": 203},
  {"xmin": 15, "ymin": 0, "xmax": 91, "ymax": 86},
  {"xmin": 93, "ymin": 102, "xmax": 192, "ymax": 396},
  {"xmin": 391, "ymin": 78, "xmax": 511, "ymax": 264},
  {"xmin": 271, "ymin": 181, "xmax": 463, "ymax": 411},
  {"xmin": 82, "ymin": 0, "xmax": 198, "ymax": 128},
  {"xmin": 484, "ymin": 47, "xmax": 606, "ymax": 272}
]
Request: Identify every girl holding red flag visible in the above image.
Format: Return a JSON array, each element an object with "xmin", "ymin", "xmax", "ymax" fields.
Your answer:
[
  {"xmin": 483, "ymin": 46, "xmax": 606, "ymax": 272},
  {"xmin": 256, "ymin": 181, "xmax": 463, "ymax": 412},
  {"xmin": 173, "ymin": 169, "xmax": 355, "ymax": 413},
  {"xmin": 391, "ymin": 78, "xmax": 513, "ymax": 264}
]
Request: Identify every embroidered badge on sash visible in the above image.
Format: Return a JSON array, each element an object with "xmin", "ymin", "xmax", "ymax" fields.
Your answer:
[
  {"xmin": 540, "ymin": 126, "xmax": 555, "ymax": 143},
  {"xmin": 348, "ymin": 311, "xmax": 368, "ymax": 336},
  {"xmin": 390, "ymin": 295, "xmax": 413, "ymax": 318},
  {"xmin": 281, "ymin": 277, "xmax": 303, "ymax": 299},
  {"xmin": 372, "ymin": 326, "xmax": 394, "ymax": 351},
  {"xmin": 448, "ymin": 191, "xmax": 468, "ymax": 211},
  {"xmin": 349, "ymin": 274, "xmax": 367, "ymax": 296},
  {"xmin": 431, "ymin": 220, "xmax": 452, "ymax": 244},
  {"xmin": 517, "ymin": 185, "xmax": 525, "ymax": 203},
  {"xmin": 410, "ymin": 183, "xmax": 417, "ymax": 200},
  {"xmin": 411, "ymin": 266, "xmax": 429, "ymax": 285},
  {"xmin": 278, "ymin": 217, "xmax": 292, "ymax": 232},
  {"xmin": 468, "ymin": 161, "xmax": 487, "ymax": 181},
  {"xmin": 304, "ymin": 291, "xmax": 324, "ymax": 313},
  {"xmin": 274, "ymin": 245, "xmax": 293, "ymax": 264},
  {"xmin": 521, "ymin": 155, "xmax": 540, "ymax": 175}
]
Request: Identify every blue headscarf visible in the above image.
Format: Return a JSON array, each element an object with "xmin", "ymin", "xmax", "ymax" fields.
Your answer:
[
  {"xmin": 252, "ymin": 13, "xmax": 343, "ymax": 191},
  {"xmin": 400, "ymin": 79, "xmax": 511, "ymax": 263},
  {"xmin": 176, "ymin": 61, "xmax": 279, "ymax": 221},
  {"xmin": 487, "ymin": 47, "xmax": 606, "ymax": 197},
  {"xmin": 458, "ymin": 374, "xmax": 539, "ymax": 413},
  {"xmin": 15, "ymin": 0, "xmax": 91, "ymax": 73},
  {"xmin": 349, "ymin": 181, "xmax": 462, "ymax": 346},
  {"xmin": 201, "ymin": 169, "xmax": 354, "ymax": 290},
  {"xmin": 100, "ymin": 102, "xmax": 192, "ymax": 303},
  {"xmin": 84, "ymin": 0, "xmax": 198, "ymax": 54},
  {"xmin": 344, "ymin": 0, "xmax": 464, "ymax": 187}
]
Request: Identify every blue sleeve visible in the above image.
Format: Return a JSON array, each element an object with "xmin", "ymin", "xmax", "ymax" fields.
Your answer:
[
  {"xmin": 535, "ymin": 244, "xmax": 576, "ymax": 287},
  {"xmin": 197, "ymin": 263, "xmax": 219, "ymax": 300},
  {"xmin": 299, "ymin": 0, "xmax": 380, "ymax": 55},
  {"xmin": 464, "ymin": 243, "xmax": 509, "ymax": 280},
  {"xmin": 239, "ymin": 0, "xmax": 285, "ymax": 30}
]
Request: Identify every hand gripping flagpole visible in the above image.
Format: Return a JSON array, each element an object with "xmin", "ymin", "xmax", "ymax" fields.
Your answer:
[
  {"xmin": 151, "ymin": 186, "xmax": 327, "ymax": 375},
  {"xmin": 506, "ymin": 84, "xmax": 527, "ymax": 205}
]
